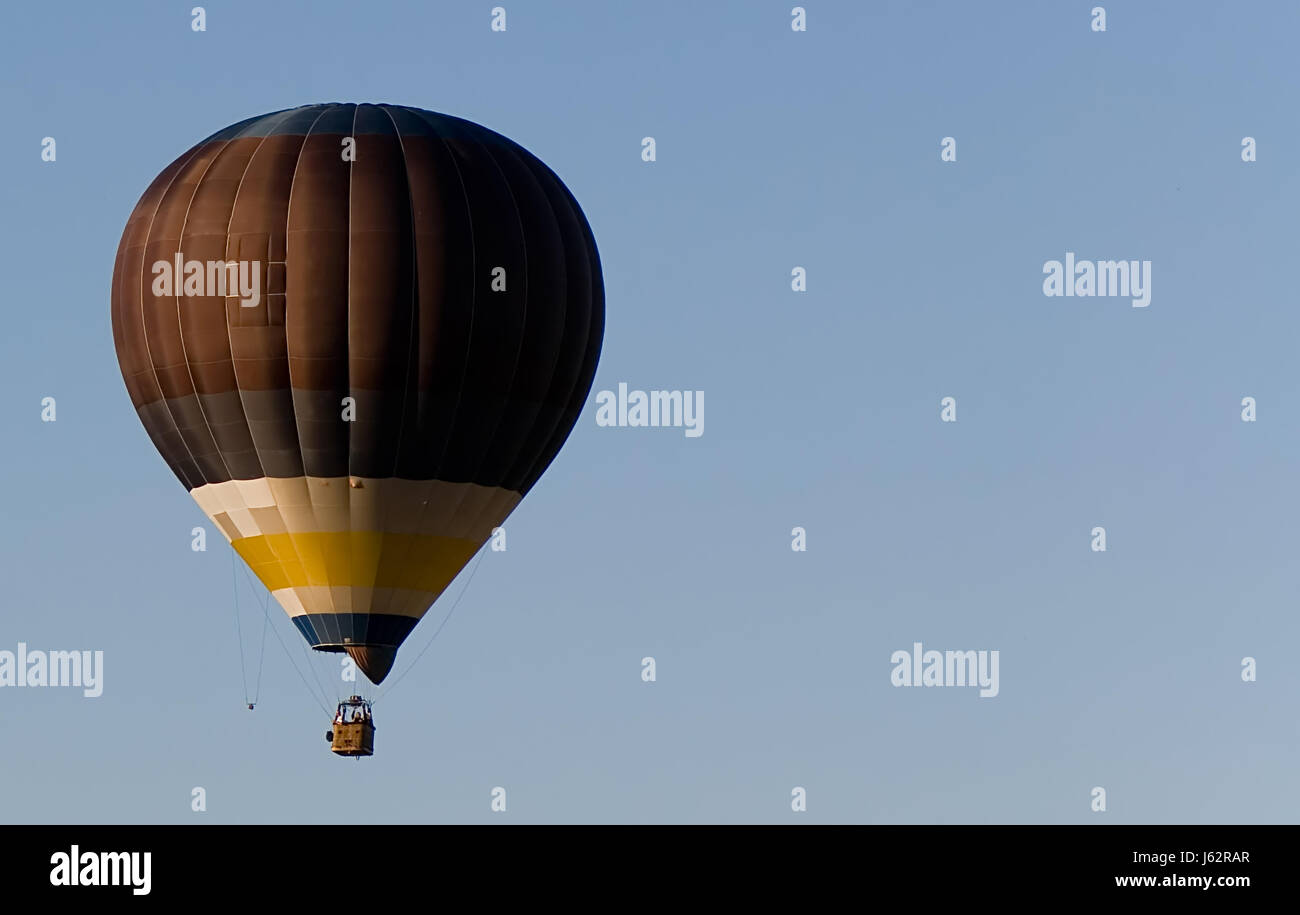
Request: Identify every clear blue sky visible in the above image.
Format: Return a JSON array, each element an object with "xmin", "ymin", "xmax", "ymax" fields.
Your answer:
[{"xmin": 1, "ymin": 1, "xmax": 1298, "ymax": 823}]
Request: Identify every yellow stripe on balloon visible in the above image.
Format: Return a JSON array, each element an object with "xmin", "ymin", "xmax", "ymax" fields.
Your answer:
[{"xmin": 232, "ymin": 531, "xmax": 480, "ymax": 592}]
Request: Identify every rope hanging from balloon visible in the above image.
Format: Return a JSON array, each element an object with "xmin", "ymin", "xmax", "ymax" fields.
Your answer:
[
  {"xmin": 373, "ymin": 545, "xmax": 487, "ymax": 704},
  {"xmin": 230, "ymin": 550, "xmax": 272, "ymax": 708},
  {"xmin": 234, "ymin": 551, "xmax": 332, "ymax": 716}
]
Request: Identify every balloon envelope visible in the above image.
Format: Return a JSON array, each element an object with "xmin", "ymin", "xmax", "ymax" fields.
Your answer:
[{"xmin": 111, "ymin": 104, "xmax": 603, "ymax": 683}]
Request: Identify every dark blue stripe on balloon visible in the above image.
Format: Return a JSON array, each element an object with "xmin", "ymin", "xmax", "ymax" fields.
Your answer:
[{"xmin": 292, "ymin": 613, "xmax": 420, "ymax": 649}]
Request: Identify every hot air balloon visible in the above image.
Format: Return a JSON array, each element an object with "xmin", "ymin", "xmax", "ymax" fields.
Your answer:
[{"xmin": 110, "ymin": 104, "xmax": 603, "ymax": 728}]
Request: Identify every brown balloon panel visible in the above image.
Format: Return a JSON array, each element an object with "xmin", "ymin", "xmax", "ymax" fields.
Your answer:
[{"xmin": 111, "ymin": 104, "xmax": 604, "ymax": 683}]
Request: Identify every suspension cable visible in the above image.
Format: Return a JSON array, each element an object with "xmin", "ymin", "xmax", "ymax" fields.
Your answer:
[
  {"xmin": 231, "ymin": 550, "xmax": 250, "ymax": 705},
  {"xmin": 251, "ymin": 588, "xmax": 270, "ymax": 705},
  {"xmin": 236, "ymin": 558, "xmax": 331, "ymax": 715},
  {"xmin": 374, "ymin": 546, "xmax": 486, "ymax": 704}
]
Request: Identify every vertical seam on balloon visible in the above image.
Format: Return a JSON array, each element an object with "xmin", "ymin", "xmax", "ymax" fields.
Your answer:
[
  {"xmin": 377, "ymin": 104, "xmax": 420, "ymax": 482},
  {"xmin": 465, "ymin": 133, "xmax": 530, "ymax": 491},
  {"xmin": 396, "ymin": 108, "xmax": 478, "ymax": 585},
  {"xmin": 137, "ymin": 142, "xmax": 223, "ymax": 491},
  {"xmin": 409, "ymin": 108, "xmax": 476, "ymax": 482},
  {"xmin": 113, "ymin": 179, "xmax": 190, "ymax": 486},
  {"xmin": 411, "ymin": 114, "xmax": 501, "ymax": 543},
  {"xmin": 515, "ymin": 162, "xmax": 591, "ymax": 491},
  {"xmin": 451, "ymin": 135, "xmax": 533, "ymax": 547},
  {"xmin": 220, "ymin": 108, "xmax": 294, "ymax": 483},
  {"xmin": 344, "ymin": 102, "xmax": 367, "ymax": 644},
  {"xmin": 520, "ymin": 157, "xmax": 582, "ymax": 489},
  {"xmin": 563, "ymin": 201, "xmax": 605, "ymax": 480},
  {"xmin": 487, "ymin": 144, "xmax": 567, "ymax": 493},
  {"xmin": 284, "ymin": 105, "xmax": 337, "ymax": 627},
  {"xmin": 137, "ymin": 158, "xmax": 207, "ymax": 488},
  {"xmin": 521, "ymin": 178, "xmax": 603, "ymax": 492},
  {"xmin": 173, "ymin": 132, "xmax": 241, "ymax": 487},
  {"xmin": 368, "ymin": 104, "xmax": 423, "ymax": 627}
]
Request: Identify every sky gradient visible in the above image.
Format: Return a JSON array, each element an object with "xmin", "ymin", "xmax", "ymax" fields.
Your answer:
[{"xmin": 1, "ymin": 1, "xmax": 1297, "ymax": 823}]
